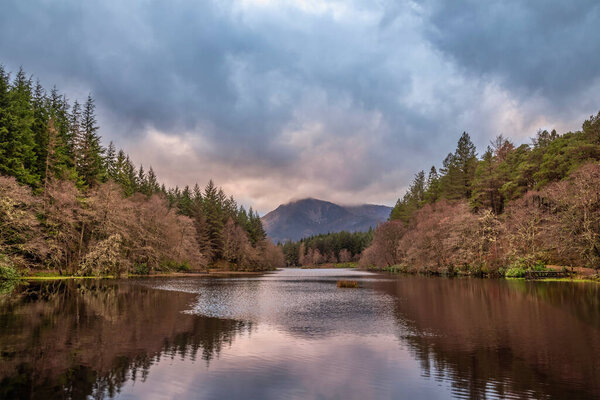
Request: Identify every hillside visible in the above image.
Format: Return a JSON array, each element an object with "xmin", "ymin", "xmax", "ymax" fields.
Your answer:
[{"xmin": 262, "ymin": 198, "xmax": 391, "ymax": 242}]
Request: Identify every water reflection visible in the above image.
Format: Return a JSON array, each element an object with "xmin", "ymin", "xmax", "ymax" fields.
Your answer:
[
  {"xmin": 370, "ymin": 277, "xmax": 600, "ymax": 399},
  {"xmin": 0, "ymin": 279, "xmax": 251, "ymax": 399},
  {"xmin": 0, "ymin": 271, "xmax": 599, "ymax": 399}
]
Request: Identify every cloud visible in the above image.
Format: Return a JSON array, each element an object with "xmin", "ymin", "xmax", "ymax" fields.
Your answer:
[
  {"xmin": 419, "ymin": 0, "xmax": 600, "ymax": 100},
  {"xmin": 1, "ymin": 0, "xmax": 598, "ymax": 213}
]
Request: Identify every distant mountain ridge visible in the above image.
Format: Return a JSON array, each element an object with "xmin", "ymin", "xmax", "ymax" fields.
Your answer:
[{"xmin": 261, "ymin": 198, "xmax": 391, "ymax": 242}]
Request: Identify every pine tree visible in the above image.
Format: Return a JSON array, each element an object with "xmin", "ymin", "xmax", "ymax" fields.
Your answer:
[
  {"xmin": 43, "ymin": 118, "xmax": 59, "ymax": 195},
  {"xmin": 203, "ymin": 180, "xmax": 225, "ymax": 261},
  {"xmin": 32, "ymin": 80, "xmax": 49, "ymax": 182},
  {"xmin": 440, "ymin": 132, "xmax": 477, "ymax": 199},
  {"xmin": 48, "ymin": 87, "xmax": 74, "ymax": 178},
  {"xmin": 124, "ymin": 155, "xmax": 137, "ymax": 195},
  {"xmin": 0, "ymin": 67, "xmax": 39, "ymax": 186},
  {"xmin": 137, "ymin": 164, "xmax": 148, "ymax": 194},
  {"xmin": 246, "ymin": 207, "xmax": 266, "ymax": 245},
  {"xmin": 454, "ymin": 132, "xmax": 478, "ymax": 198},
  {"xmin": 237, "ymin": 205, "xmax": 249, "ymax": 228},
  {"xmin": 390, "ymin": 170, "xmax": 425, "ymax": 223},
  {"xmin": 69, "ymin": 100, "xmax": 82, "ymax": 167},
  {"xmin": 193, "ymin": 210, "xmax": 213, "ymax": 263},
  {"xmin": 178, "ymin": 185, "xmax": 193, "ymax": 215},
  {"xmin": 424, "ymin": 166, "xmax": 441, "ymax": 203},
  {"xmin": 147, "ymin": 166, "xmax": 160, "ymax": 194},
  {"xmin": 77, "ymin": 94, "xmax": 104, "ymax": 187},
  {"xmin": 105, "ymin": 141, "xmax": 117, "ymax": 179},
  {"xmin": 0, "ymin": 66, "xmax": 12, "ymax": 177}
]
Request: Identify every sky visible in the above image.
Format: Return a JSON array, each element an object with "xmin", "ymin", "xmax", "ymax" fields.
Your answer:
[{"xmin": 1, "ymin": 0, "xmax": 599, "ymax": 213}]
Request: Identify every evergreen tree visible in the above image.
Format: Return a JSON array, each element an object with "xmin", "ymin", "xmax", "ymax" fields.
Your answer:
[
  {"xmin": 0, "ymin": 67, "xmax": 38, "ymax": 186},
  {"xmin": 32, "ymin": 80, "xmax": 49, "ymax": 182},
  {"xmin": 77, "ymin": 94, "xmax": 104, "ymax": 187},
  {"xmin": 390, "ymin": 170, "xmax": 425, "ymax": 223},
  {"xmin": 48, "ymin": 87, "xmax": 74, "ymax": 178},
  {"xmin": 470, "ymin": 147, "xmax": 504, "ymax": 213},
  {"xmin": 247, "ymin": 208, "xmax": 266, "ymax": 245},
  {"xmin": 202, "ymin": 180, "xmax": 225, "ymax": 261},
  {"xmin": 43, "ymin": 118, "xmax": 59, "ymax": 194},
  {"xmin": 147, "ymin": 166, "xmax": 160, "ymax": 194},
  {"xmin": 440, "ymin": 132, "xmax": 477, "ymax": 199},
  {"xmin": 137, "ymin": 164, "xmax": 148, "ymax": 195},
  {"xmin": 105, "ymin": 141, "xmax": 117, "ymax": 179},
  {"xmin": 424, "ymin": 166, "xmax": 441, "ymax": 203},
  {"xmin": 193, "ymin": 210, "xmax": 213, "ymax": 262},
  {"xmin": 69, "ymin": 100, "xmax": 82, "ymax": 167},
  {"xmin": 237, "ymin": 206, "xmax": 249, "ymax": 228},
  {"xmin": 124, "ymin": 155, "xmax": 137, "ymax": 195},
  {"xmin": 178, "ymin": 185, "xmax": 193, "ymax": 215}
]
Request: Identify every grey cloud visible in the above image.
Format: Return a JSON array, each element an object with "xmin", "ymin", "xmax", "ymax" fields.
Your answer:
[
  {"xmin": 419, "ymin": 0, "xmax": 600, "ymax": 100},
  {"xmin": 1, "ymin": 0, "xmax": 598, "ymax": 212}
]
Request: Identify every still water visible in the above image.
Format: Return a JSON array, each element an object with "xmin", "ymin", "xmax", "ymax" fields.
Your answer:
[{"xmin": 1, "ymin": 269, "xmax": 599, "ymax": 399}]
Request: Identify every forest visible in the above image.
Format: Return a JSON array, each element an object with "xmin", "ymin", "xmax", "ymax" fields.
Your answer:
[
  {"xmin": 361, "ymin": 113, "xmax": 600, "ymax": 276},
  {"xmin": 0, "ymin": 65, "xmax": 284, "ymax": 277},
  {"xmin": 281, "ymin": 230, "xmax": 373, "ymax": 267}
]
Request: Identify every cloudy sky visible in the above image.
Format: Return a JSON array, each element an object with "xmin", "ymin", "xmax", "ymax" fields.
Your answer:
[{"xmin": 1, "ymin": 0, "xmax": 599, "ymax": 213}]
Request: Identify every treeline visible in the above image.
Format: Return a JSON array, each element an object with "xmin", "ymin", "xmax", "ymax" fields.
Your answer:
[
  {"xmin": 281, "ymin": 230, "xmax": 373, "ymax": 267},
  {"xmin": 361, "ymin": 113, "xmax": 600, "ymax": 274},
  {"xmin": 0, "ymin": 65, "xmax": 283, "ymax": 276}
]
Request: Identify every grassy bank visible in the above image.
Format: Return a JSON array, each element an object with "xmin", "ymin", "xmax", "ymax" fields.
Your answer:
[
  {"xmin": 10, "ymin": 268, "xmax": 271, "ymax": 281},
  {"xmin": 371, "ymin": 264, "xmax": 600, "ymax": 283}
]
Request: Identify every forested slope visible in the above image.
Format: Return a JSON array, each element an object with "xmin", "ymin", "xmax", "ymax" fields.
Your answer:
[
  {"xmin": 0, "ymin": 65, "xmax": 283, "ymax": 276},
  {"xmin": 361, "ymin": 113, "xmax": 600, "ymax": 275}
]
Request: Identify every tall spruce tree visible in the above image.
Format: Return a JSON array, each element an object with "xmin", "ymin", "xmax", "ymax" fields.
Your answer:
[
  {"xmin": 203, "ymin": 180, "xmax": 225, "ymax": 261},
  {"xmin": 147, "ymin": 166, "xmax": 160, "ymax": 194},
  {"xmin": 424, "ymin": 166, "xmax": 441, "ymax": 203},
  {"xmin": 390, "ymin": 170, "xmax": 426, "ymax": 223},
  {"xmin": 77, "ymin": 94, "xmax": 104, "ymax": 187},
  {"xmin": 105, "ymin": 141, "xmax": 117, "ymax": 179},
  {"xmin": 48, "ymin": 87, "xmax": 74, "ymax": 178},
  {"xmin": 32, "ymin": 81, "xmax": 49, "ymax": 183},
  {"xmin": 0, "ymin": 67, "xmax": 38, "ymax": 186}
]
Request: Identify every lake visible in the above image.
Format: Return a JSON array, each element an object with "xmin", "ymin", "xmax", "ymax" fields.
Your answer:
[{"xmin": 1, "ymin": 269, "xmax": 599, "ymax": 399}]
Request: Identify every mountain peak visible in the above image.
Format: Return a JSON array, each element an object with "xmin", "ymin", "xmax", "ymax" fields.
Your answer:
[{"xmin": 261, "ymin": 198, "xmax": 391, "ymax": 242}]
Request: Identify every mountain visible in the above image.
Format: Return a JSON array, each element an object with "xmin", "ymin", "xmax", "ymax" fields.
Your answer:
[{"xmin": 261, "ymin": 198, "xmax": 392, "ymax": 242}]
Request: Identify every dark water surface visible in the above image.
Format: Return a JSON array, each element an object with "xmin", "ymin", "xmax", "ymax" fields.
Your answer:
[{"xmin": 1, "ymin": 269, "xmax": 599, "ymax": 399}]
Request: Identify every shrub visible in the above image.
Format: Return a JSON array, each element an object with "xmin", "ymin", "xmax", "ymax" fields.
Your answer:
[
  {"xmin": 133, "ymin": 263, "xmax": 150, "ymax": 275},
  {"xmin": 158, "ymin": 260, "xmax": 178, "ymax": 272},
  {"xmin": 0, "ymin": 255, "xmax": 20, "ymax": 280},
  {"xmin": 176, "ymin": 262, "xmax": 191, "ymax": 273},
  {"xmin": 0, "ymin": 265, "xmax": 20, "ymax": 281},
  {"xmin": 505, "ymin": 267, "xmax": 526, "ymax": 278}
]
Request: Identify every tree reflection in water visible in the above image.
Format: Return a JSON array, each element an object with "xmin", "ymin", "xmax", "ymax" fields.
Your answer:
[
  {"xmin": 1, "ymin": 273, "xmax": 599, "ymax": 400},
  {"xmin": 0, "ymin": 280, "xmax": 251, "ymax": 400},
  {"xmin": 370, "ymin": 276, "xmax": 600, "ymax": 399}
]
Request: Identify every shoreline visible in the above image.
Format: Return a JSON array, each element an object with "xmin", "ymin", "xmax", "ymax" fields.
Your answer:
[
  {"xmin": 16, "ymin": 269, "xmax": 274, "ymax": 281},
  {"xmin": 367, "ymin": 267, "xmax": 600, "ymax": 283},
  {"xmin": 7, "ymin": 267, "xmax": 599, "ymax": 284}
]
